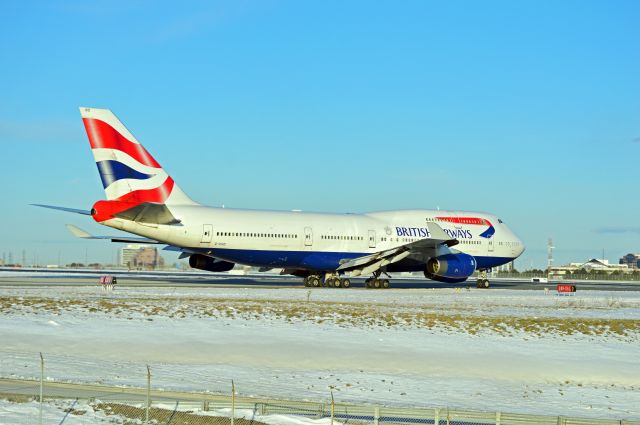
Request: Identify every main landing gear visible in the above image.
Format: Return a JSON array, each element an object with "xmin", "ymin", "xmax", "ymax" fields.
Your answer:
[
  {"xmin": 303, "ymin": 271, "xmax": 391, "ymax": 289},
  {"xmin": 365, "ymin": 271, "xmax": 390, "ymax": 289},
  {"xmin": 476, "ymin": 270, "xmax": 490, "ymax": 288},
  {"xmin": 303, "ymin": 274, "xmax": 351, "ymax": 288}
]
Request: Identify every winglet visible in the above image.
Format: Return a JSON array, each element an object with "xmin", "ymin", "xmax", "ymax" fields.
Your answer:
[
  {"xmin": 65, "ymin": 224, "xmax": 93, "ymax": 239},
  {"xmin": 426, "ymin": 222, "xmax": 450, "ymax": 240}
]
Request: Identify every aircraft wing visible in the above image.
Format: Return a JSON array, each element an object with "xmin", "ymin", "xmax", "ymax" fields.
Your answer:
[
  {"xmin": 65, "ymin": 224, "xmax": 162, "ymax": 244},
  {"xmin": 337, "ymin": 222, "xmax": 457, "ymax": 276},
  {"xmin": 67, "ymin": 224, "xmax": 196, "ymax": 259},
  {"xmin": 162, "ymin": 245, "xmax": 198, "ymax": 259}
]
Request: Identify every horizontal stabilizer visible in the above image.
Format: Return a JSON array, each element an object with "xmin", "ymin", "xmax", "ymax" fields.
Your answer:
[
  {"xmin": 32, "ymin": 204, "xmax": 91, "ymax": 215},
  {"xmin": 114, "ymin": 202, "xmax": 181, "ymax": 225},
  {"xmin": 65, "ymin": 224, "xmax": 161, "ymax": 244}
]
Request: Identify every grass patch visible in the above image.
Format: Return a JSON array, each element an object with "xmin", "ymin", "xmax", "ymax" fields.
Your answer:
[
  {"xmin": 2, "ymin": 295, "xmax": 639, "ymax": 338},
  {"xmin": 95, "ymin": 402, "xmax": 269, "ymax": 425},
  {"xmin": 0, "ymin": 392, "xmax": 34, "ymax": 403}
]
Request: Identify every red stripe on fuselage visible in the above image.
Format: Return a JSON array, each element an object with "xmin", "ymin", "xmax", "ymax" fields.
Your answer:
[
  {"xmin": 83, "ymin": 118, "xmax": 161, "ymax": 168},
  {"xmin": 436, "ymin": 216, "xmax": 493, "ymax": 226}
]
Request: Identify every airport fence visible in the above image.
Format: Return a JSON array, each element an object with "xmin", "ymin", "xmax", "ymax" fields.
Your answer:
[{"xmin": 3, "ymin": 374, "xmax": 639, "ymax": 425}]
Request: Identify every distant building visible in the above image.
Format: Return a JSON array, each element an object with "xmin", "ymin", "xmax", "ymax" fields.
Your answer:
[
  {"xmin": 551, "ymin": 258, "xmax": 629, "ymax": 275},
  {"xmin": 495, "ymin": 261, "xmax": 514, "ymax": 272},
  {"xmin": 120, "ymin": 244, "xmax": 165, "ymax": 270},
  {"xmin": 619, "ymin": 253, "xmax": 640, "ymax": 270}
]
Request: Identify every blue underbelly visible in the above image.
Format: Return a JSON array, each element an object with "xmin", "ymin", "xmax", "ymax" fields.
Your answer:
[
  {"xmin": 210, "ymin": 248, "xmax": 365, "ymax": 271},
  {"xmin": 204, "ymin": 248, "xmax": 513, "ymax": 272}
]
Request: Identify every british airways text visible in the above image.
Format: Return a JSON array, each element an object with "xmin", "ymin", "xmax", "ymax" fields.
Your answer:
[
  {"xmin": 396, "ymin": 226, "xmax": 473, "ymax": 239},
  {"xmin": 444, "ymin": 229, "xmax": 473, "ymax": 239},
  {"xmin": 396, "ymin": 227, "xmax": 431, "ymax": 237}
]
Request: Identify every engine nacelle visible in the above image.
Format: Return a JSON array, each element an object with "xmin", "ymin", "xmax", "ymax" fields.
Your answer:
[
  {"xmin": 424, "ymin": 253, "xmax": 477, "ymax": 283},
  {"xmin": 189, "ymin": 254, "xmax": 235, "ymax": 272}
]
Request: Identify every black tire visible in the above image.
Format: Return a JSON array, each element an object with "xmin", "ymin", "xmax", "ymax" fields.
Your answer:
[
  {"xmin": 483, "ymin": 280, "xmax": 490, "ymax": 288},
  {"xmin": 310, "ymin": 277, "xmax": 320, "ymax": 287},
  {"xmin": 373, "ymin": 279, "xmax": 381, "ymax": 289},
  {"xmin": 381, "ymin": 279, "xmax": 390, "ymax": 289},
  {"xmin": 341, "ymin": 278, "xmax": 351, "ymax": 288}
]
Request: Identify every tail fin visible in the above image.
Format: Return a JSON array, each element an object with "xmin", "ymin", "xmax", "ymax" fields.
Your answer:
[{"xmin": 79, "ymin": 107, "xmax": 196, "ymax": 206}]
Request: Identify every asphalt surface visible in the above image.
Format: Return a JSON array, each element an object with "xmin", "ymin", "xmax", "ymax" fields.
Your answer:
[{"xmin": 1, "ymin": 269, "xmax": 639, "ymax": 291}]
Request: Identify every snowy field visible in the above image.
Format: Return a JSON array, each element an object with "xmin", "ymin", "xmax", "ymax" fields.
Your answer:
[
  {"xmin": 0, "ymin": 398, "xmax": 339, "ymax": 425},
  {"xmin": 0, "ymin": 284, "xmax": 639, "ymax": 421}
]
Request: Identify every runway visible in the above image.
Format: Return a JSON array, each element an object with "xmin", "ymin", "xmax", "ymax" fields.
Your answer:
[{"xmin": 1, "ymin": 268, "xmax": 639, "ymax": 291}]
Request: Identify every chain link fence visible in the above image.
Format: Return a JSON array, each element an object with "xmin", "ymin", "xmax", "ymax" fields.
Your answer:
[
  {"xmin": 1, "ymin": 377, "xmax": 639, "ymax": 425},
  {"xmin": 1, "ymin": 355, "xmax": 638, "ymax": 425}
]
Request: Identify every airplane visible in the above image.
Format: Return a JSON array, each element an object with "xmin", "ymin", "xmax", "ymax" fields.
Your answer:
[{"xmin": 35, "ymin": 107, "xmax": 525, "ymax": 289}]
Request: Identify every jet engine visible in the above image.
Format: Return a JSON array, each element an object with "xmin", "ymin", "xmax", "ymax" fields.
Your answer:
[
  {"xmin": 189, "ymin": 254, "xmax": 235, "ymax": 272},
  {"xmin": 424, "ymin": 253, "xmax": 477, "ymax": 283}
]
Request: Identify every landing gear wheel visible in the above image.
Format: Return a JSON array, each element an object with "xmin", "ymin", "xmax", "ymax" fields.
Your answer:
[
  {"xmin": 333, "ymin": 278, "xmax": 341, "ymax": 288},
  {"xmin": 309, "ymin": 276, "xmax": 321, "ymax": 287},
  {"xmin": 476, "ymin": 279, "xmax": 490, "ymax": 289},
  {"xmin": 304, "ymin": 277, "xmax": 311, "ymax": 287},
  {"xmin": 365, "ymin": 279, "xmax": 372, "ymax": 288},
  {"xmin": 341, "ymin": 278, "xmax": 351, "ymax": 288},
  {"xmin": 373, "ymin": 279, "xmax": 381, "ymax": 289},
  {"xmin": 381, "ymin": 279, "xmax": 390, "ymax": 289}
]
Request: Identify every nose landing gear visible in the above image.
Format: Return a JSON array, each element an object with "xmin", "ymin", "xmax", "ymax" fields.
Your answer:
[{"xmin": 476, "ymin": 270, "xmax": 490, "ymax": 288}]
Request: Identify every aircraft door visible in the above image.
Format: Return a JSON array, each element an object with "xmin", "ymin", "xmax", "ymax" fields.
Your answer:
[
  {"xmin": 304, "ymin": 227, "xmax": 313, "ymax": 247},
  {"xmin": 201, "ymin": 224, "xmax": 213, "ymax": 243},
  {"xmin": 368, "ymin": 230, "xmax": 376, "ymax": 249}
]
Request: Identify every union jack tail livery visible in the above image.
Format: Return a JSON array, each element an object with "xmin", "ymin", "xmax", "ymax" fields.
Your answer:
[{"xmin": 80, "ymin": 107, "xmax": 196, "ymax": 208}]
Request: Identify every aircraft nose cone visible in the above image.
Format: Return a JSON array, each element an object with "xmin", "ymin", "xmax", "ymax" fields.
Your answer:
[{"xmin": 516, "ymin": 237, "xmax": 525, "ymax": 257}]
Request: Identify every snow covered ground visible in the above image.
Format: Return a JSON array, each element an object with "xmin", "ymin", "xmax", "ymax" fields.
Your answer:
[
  {"xmin": 0, "ymin": 284, "xmax": 639, "ymax": 421},
  {"xmin": 0, "ymin": 398, "xmax": 346, "ymax": 425}
]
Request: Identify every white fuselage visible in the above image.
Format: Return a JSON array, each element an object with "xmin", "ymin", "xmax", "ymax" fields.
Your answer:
[{"xmin": 100, "ymin": 206, "xmax": 524, "ymax": 272}]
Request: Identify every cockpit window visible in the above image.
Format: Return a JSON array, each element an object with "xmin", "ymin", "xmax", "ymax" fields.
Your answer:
[{"xmin": 498, "ymin": 219, "xmax": 504, "ymax": 223}]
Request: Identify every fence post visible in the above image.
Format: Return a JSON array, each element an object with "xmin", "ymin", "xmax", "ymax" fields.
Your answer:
[
  {"xmin": 330, "ymin": 391, "xmax": 335, "ymax": 425},
  {"xmin": 39, "ymin": 352, "xmax": 44, "ymax": 425},
  {"xmin": 495, "ymin": 411, "xmax": 501, "ymax": 425},
  {"xmin": 146, "ymin": 365, "xmax": 151, "ymax": 424},
  {"xmin": 374, "ymin": 406, "xmax": 379, "ymax": 425},
  {"xmin": 231, "ymin": 380, "xmax": 235, "ymax": 425}
]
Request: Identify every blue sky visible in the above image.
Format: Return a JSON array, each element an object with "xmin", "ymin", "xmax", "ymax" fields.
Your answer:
[{"xmin": 1, "ymin": 0, "xmax": 638, "ymax": 269}]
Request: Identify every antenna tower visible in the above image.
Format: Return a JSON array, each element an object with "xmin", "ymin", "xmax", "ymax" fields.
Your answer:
[{"xmin": 547, "ymin": 238, "xmax": 554, "ymax": 278}]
